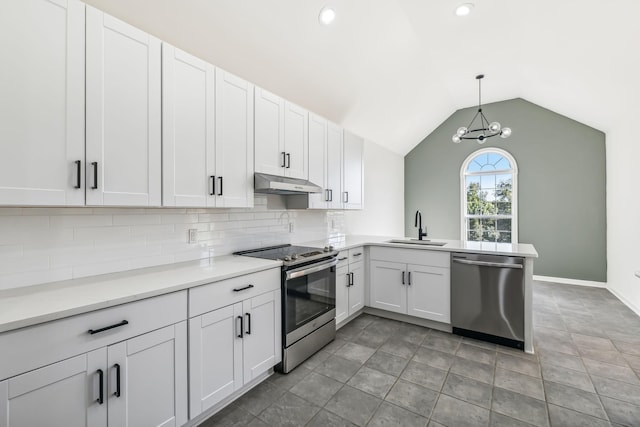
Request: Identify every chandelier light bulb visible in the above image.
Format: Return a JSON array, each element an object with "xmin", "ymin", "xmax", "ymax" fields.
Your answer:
[
  {"xmin": 452, "ymin": 135, "xmax": 462, "ymax": 143},
  {"xmin": 457, "ymin": 127, "xmax": 468, "ymax": 136},
  {"xmin": 489, "ymin": 122, "xmax": 501, "ymax": 133},
  {"xmin": 500, "ymin": 127, "xmax": 512, "ymax": 138}
]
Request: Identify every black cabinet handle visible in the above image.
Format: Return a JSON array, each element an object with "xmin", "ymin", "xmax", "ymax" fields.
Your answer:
[
  {"xmin": 233, "ymin": 284, "xmax": 254, "ymax": 292},
  {"xmin": 91, "ymin": 162, "xmax": 98, "ymax": 189},
  {"xmin": 209, "ymin": 176, "xmax": 215, "ymax": 196},
  {"xmin": 286, "ymin": 153, "xmax": 291, "ymax": 168},
  {"xmin": 408, "ymin": 271, "xmax": 412, "ymax": 286},
  {"xmin": 329, "ymin": 189, "xmax": 333, "ymax": 201},
  {"xmin": 97, "ymin": 369, "xmax": 104, "ymax": 404},
  {"xmin": 218, "ymin": 176, "xmax": 223, "ymax": 196},
  {"xmin": 402, "ymin": 271, "xmax": 405, "ymax": 285},
  {"xmin": 74, "ymin": 160, "xmax": 81, "ymax": 189},
  {"xmin": 281, "ymin": 152, "xmax": 286, "ymax": 167},
  {"xmin": 353, "ymin": 253, "xmax": 362, "ymax": 257},
  {"xmin": 343, "ymin": 191, "xmax": 349, "ymax": 203},
  {"xmin": 88, "ymin": 320, "xmax": 128, "ymax": 335},
  {"xmin": 245, "ymin": 313, "xmax": 251, "ymax": 335},
  {"xmin": 237, "ymin": 315, "xmax": 244, "ymax": 338},
  {"xmin": 338, "ymin": 257, "xmax": 348, "ymax": 261},
  {"xmin": 325, "ymin": 189, "xmax": 330, "ymax": 202},
  {"xmin": 114, "ymin": 363, "xmax": 121, "ymax": 397},
  {"xmin": 346, "ymin": 272, "xmax": 350, "ymax": 287},
  {"xmin": 348, "ymin": 272, "xmax": 354, "ymax": 287}
]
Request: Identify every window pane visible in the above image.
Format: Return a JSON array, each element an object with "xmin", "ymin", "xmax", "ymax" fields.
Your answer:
[
  {"xmin": 498, "ymin": 231, "xmax": 512, "ymax": 243},
  {"xmin": 496, "ymin": 175, "xmax": 512, "ymax": 202},
  {"xmin": 482, "ymin": 200, "xmax": 497, "ymax": 215},
  {"xmin": 466, "ymin": 182, "xmax": 483, "ymax": 215},
  {"xmin": 467, "ymin": 218, "xmax": 481, "ymax": 241},
  {"xmin": 496, "ymin": 201, "xmax": 511, "ymax": 215},
  {"xmin": 480, "ymin": 175, "xmax": 495, "ymax": 190},
  {"xmin": 494, "ymin": 157, "xmax": 511, "ymax": 171},
  {"xmin": 497, "ymin": 219, "xmax": 511, "ymax": 231},
  {"xmin": 467, "ymin": 161, "xmax": 482, "ymax": 172}
]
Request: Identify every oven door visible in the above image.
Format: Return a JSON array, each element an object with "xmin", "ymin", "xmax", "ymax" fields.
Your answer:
[{"xmin": 283, "ymin": 257, "xmax": 337, "ymax": 347}]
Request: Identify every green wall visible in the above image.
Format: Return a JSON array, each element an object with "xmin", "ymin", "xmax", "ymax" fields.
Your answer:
[{"xmin": 405, "ymin": 98, "xmax": 606, "ymax": 282}]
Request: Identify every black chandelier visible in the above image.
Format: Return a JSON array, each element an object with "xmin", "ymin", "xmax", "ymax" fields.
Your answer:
[{"xmin": 452, "ymin": 74, "xmax": 511, "ymax": 144}]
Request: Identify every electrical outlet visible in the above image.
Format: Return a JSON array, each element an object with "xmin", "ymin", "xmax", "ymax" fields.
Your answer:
[
  {"xmin": 188, "ymin": 228, "xmax": 198, "ymax": 244},
  {"xmin": 289, "ymin": 222, "xmax": 294, "ymax": 233}
]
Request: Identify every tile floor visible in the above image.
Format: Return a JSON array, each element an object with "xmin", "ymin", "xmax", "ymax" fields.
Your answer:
[{"xmin": 202, "ymin": 281, "xmax": 640, "ymax": 426}]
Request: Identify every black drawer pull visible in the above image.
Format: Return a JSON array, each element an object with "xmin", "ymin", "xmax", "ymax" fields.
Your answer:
[
  {"xmin": 97, "ymin": 369, "xmax": 104, "ymax": 404},
  {"xmin": 218, "ymin": 176, "xmax": 223, "ymax": 196},
  {"xmin": 91, "ymin": 162, "xmax": 98, "ymax": 189},
  {"xmin": 286, "ymin": 153, "xmax": 291, "ymax": 168},
  {"xmin": 88, "ymin": 320, "xmax": 129, "ymax": 335},
  {"xmin": 246, "ymin": 313, "xmax": 251, "ymax": 335},
  {"xmin": 233, "ymin": 284, "xmax": 254, "ymax": 292},
  {"xmin": 114, "ymin": 363, "xmax": 121, "ymax": 397},
  {"xmin": 338, "ymin": 257, "xmax": 348, "ymax": 261},
  {"xmin": 74, "ymin": 160, "xmax": 81, "ymax": 189},
  {"xmin": 353, "ymin": 253, "xmax": 362, "ymax": 257},
  {"xmin": 209, "ymin": 176, "xmax": 215, "ymax": 195},
  {"xmin": 237, "ymin": 315, "xmax": 244, "ymax": 338},
  {"xmin": 281, "ymin": 152, "xmax": 286, "ymax": 168}
]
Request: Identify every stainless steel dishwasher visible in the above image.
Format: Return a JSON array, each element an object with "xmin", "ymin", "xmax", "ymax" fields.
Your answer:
[{"xmin": 451, "ymin": 252, "xmax": 525, "ymax": 349}]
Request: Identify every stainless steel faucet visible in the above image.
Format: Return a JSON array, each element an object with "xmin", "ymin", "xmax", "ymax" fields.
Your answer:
[{"xmin": 415, "ymin": 210, "xmax": 428, "ymax": 240}]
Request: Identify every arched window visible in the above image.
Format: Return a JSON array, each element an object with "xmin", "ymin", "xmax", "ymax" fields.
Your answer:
[{"xmin": 461, "ymin": 148, "xmax": 518, "ymax": 243}]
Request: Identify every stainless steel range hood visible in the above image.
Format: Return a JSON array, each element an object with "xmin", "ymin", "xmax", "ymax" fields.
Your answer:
[{"xmin": 254, "ymin": 172, "xmax": 322, "ymax": 195}]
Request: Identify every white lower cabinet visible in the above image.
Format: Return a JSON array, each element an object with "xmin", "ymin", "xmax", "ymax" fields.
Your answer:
[
  {"xmin": 187, "ymin": 268, "xmax": 281, "ymax": 419},
  {"xmin": 335, "ymin": 247, "xmax": 365, "ymax": 326},
  {"xmin": 369, "ymin": 247, "xmax": 451, "ymax": 323},
  {"xmin": 0, "ymin": 291, "xmax": 188, "ymax": 427}
]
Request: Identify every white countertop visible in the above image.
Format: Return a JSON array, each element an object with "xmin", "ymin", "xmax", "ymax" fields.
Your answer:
[
  {"xmin": 0, "ymin": 255, "xmax": 281, "ymax": 334},
  {"xmin": 0, "ymin": 234, "xmax": 537, "ymax": 334},
  {"xmin": 304, "ymin": 235, "xmax": 539, "ymax": 258}
]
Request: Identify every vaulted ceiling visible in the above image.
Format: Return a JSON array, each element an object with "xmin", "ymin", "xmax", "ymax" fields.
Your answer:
[{"xmin": 83, "ymin": 0, "xmax": 640, "ymax": 155}]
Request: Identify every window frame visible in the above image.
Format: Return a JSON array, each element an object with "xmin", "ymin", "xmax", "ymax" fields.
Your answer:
[{"xmin": 460, "ymin": 147, "xmax": 518, "ymax": 243}]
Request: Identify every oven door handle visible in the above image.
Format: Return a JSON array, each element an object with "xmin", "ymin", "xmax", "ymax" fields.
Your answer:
[{"xmin": 285, "ymin": 258, "xmax": 338, "ymax": 280}]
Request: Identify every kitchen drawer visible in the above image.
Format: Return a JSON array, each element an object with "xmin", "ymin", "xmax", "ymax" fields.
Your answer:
[
  {"xmin": 348, "ymin": 247, "xmax": 365, "ymax": 264},
  {"xmin": 369, "ymin": 246, "xmax": 449, "ymax": 268},
  {"xmin": 0, "ymin": 290, "xmax": 187, "ymax": 381},
  {"xmin": 336, "ymin": 250, "xmax": 349, "ymax": 267},
  {"xmin": 189, "ymin": 267, "xmax": 280, "ymax": 317}
]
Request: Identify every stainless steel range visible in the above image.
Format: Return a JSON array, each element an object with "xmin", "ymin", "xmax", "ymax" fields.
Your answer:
[{"xmin": 234, "ymin": 244, "xmax": 338, "ymax": 373}]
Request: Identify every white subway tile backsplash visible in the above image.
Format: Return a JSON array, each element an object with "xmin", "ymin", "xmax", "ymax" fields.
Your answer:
[{"xmin": 0, "ymin": 197, "xmax": 346, "ymax": 290}]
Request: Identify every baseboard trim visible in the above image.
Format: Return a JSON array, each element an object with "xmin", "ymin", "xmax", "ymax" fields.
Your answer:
[
  {"xmin": 607, "ymin": 286, "xmax": 640, "ymax": 318},
  {"xmin": 533, "ymin": 275, "xmax": 606, "ymax": 288}
]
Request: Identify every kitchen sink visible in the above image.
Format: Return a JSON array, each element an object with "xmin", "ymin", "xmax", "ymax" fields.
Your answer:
[{"xmin": 386, "ymin": 239, "xmax": 447, "ymax": 247}]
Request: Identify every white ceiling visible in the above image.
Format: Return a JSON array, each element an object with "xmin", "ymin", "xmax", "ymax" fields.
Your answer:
[{"xmin": 83, "ymin": 0, "xmax": 640, "ymax": 155}]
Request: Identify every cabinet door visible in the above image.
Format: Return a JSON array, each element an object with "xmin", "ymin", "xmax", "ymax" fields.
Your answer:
[
  {"xmin": 215, "ymin": 69, "xmax": 255, "ymax": 208},
  {"xmin": 369, "ymin": 260, "xmax": 406, "ymax": 314},
  {"xmin": 308, "ymin": 114, "xmax": 328, "ymax": 209},
  {"xmin": 86, "ymin": 6, "xmax": 161, "ymax": 206},
  {"xmin": 342, "ymin": 131, "xmax": 364, "ymax": 210},
  {"xmin": 242, "ymin": 290, "xmax": 281, "ymax": 383},
  {"xmin": 0, "ymin": 0, "xmax": 85, "ymax": 206},
  {"xmin": 254, "ymin": 88, "xmax": 285, "ymax": 176},
  {"xmin": 108, "ymin": 322, "xmax": 187, "ymax": 427},
  {"xmin": 283, "ymin": 102, "xmax": 308, "ymax": 179},
  {"xmin": 326, "ymin": 122, "xmax": 344, "ymax": 209},
  {"xmin": 348, "ymin": 261, "xmax": 365, "ymax": 316},
  {"xmin": 335, "ymin": 264, "xmax": 350, "ymax": 325},
  {"xmin": 0, "ymin": 349, "xmax": 106, "ymax": 427},
  {"xmin": 188, "ymin": 303, "xmax": 243, "ymax": 418},
  {"xmin": 162, "ymin": 43, "xmax": 214, "ymax": 207},
  {"xmin": 407, "ymin": 264, "xmax": 451, "ymax": 323}
]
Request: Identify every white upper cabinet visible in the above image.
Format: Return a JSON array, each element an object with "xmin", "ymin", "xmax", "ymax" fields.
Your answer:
[
  {"xmin": 215, "ymin": 69, "xmax": 255, "ymax": 208},
  {"xmin": 254, "ymin": 89, "xmax": 308, "ymax": 179},
  {"xmin": 308, "ymin": 114, "xmax": 328, "ymax": 209},
  {"xmin": 308, "ymin": 116, "xmax": 343, "ymax": 210},
  {"xmin": 162, "ymin": 46, "xmax": 253, "ymax": 208},
  {"xmin": 254, "ymin": 88, "xmax": 285, "ymax": 176},
  {"xmin": 86, "ymin": 6, "xmax": 161, "ymax": 206},
  {"xmin": 342, "ymin": 131, "xmax": 365, "ymax": 210},
  {"xmin": 162, "ymin": 43, "xmax": 214, "ymax": 207},
  {"xmin": 327, "ymin": 122, "xmax": 344, "ymax": 210},
  {"xmin": 0, "ymin": 0, "xmax": 85, "ymax": 206},
  {"xmin": 283, "ymin": 101, "xmax": 309, "ymax": 180}
]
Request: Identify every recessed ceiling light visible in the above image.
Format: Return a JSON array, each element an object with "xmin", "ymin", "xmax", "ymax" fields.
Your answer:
[
  {"xmin": 455, "ymin": 3, "xmax": 474, "ymax": 16},
  {"xmin": 319, "ymin": 6, "xmax": 336, "ymax": 25}
]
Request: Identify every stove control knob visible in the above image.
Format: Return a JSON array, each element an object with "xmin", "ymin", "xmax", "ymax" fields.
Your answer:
[
  {"xmin": 328, "ymin": 245, "xmax": 334, "ymax": 251},
  {"xmin": 323, "ymin": 246, "xmax": 330, "ymax": 252},
  {"xmin": 291, "ymin": 254, "xmax": 299, "ymax": 260},
  {"xmin": 283, "ymin": 256, "xmax": 291, "ymax": 262}
]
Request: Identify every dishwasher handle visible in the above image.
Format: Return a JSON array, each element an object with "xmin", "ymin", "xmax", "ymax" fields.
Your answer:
[{"xmin": 452, "ymin": 258, "xmax": 523, "ymax": 269}]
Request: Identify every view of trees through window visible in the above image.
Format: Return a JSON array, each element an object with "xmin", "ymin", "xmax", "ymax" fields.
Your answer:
[{"xmin": 463, "ymin": 150, "xmax": 516, "ymax": 243}]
